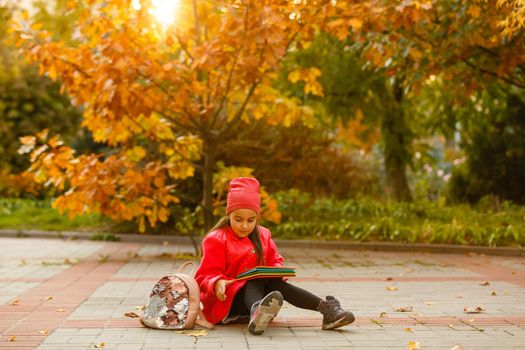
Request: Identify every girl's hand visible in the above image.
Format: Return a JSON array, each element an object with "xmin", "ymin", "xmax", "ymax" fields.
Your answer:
[{"xmin": 214, "ymin": 279, "xmax": 235, "ymax": 301}]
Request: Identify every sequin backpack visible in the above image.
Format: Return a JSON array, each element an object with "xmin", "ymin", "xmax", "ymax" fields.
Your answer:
[{"xmin": 141, "ymin": 261, "xmax": 213, "ymax": 330}]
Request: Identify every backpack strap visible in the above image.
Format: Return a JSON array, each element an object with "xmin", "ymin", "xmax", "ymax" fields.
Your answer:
[
  {"xmin": 177, "ymin": 261, "xmax": 196, "ymax": 275},
  {"xmin": 195, "ymin": 308, "xmax": 214, "ymax": 329},
  {"xmin": 177, "ymin": 261, "xmax": 214, "ymax": 330}
]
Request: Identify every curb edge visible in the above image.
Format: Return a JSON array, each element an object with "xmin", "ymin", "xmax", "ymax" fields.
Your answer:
[{"xmin": 0, "ymin": 229, "xmax": 523, "ymax": 257}]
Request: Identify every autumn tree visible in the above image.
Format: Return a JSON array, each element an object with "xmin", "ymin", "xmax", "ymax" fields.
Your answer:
[
  {"xmin": 12, "ymin": 0, "xmax": 351, "ymax": 231},
  {"xmin": 278, "ymin": 34, "xmax": 410, "ymax": 200},
  {"xmin": 327, "ymin": 0, "xmax": 525, "ymax": 90},
  {"xmin": 498, "ymin": 0, "xmax": 525, "ymax": 37},
  {"xmin": 0, "ymin": 2, "xmax": 85, "ymax": 198},
  {"xmin": 321, "ymin": 0, "xmax": 525, "ymax": 200}
]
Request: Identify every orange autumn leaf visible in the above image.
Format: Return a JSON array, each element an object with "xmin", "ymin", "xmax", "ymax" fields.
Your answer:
[
  {"xmin": 287, "ymin": 68, "xmax": 324, "ymax": 97},
  {"xmin": 467, "ymin": 5, "xmax": 481, "ymax": 18}
]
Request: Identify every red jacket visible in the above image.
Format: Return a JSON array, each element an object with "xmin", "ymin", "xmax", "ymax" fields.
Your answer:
[{"xmin": 195, "ymin": 225, "xmax": 283, "ymax": 324}]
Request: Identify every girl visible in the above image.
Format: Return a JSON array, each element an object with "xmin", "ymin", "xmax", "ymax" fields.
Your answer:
[{"xmin": 195, "ymin": 177, "xmax": 355, "ymax": 335}]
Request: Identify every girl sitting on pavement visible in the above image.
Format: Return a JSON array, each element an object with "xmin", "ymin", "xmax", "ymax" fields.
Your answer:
[{"xmin": 195, "ymin": 177, "xmax": 355, "ymax": 335}]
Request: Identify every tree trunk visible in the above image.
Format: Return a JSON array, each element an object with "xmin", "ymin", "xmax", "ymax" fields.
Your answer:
[
  {"xmin": 382, "ymin": 79, "xmax": 413, "ymax": 202},
  {"xmin": 384, "ymin": 144, "xmax": 412, "ymax": 201},
  {"xmin": 202, "ymin": 139, "xmax": 216, "ymax": 231}
]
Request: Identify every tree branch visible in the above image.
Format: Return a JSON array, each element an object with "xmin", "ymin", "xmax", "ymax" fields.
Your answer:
[
  {"xmin": 182, "ymin": 107, "xmax": 205, "ymax": 134},
  {"xmin": 220, "ymin": 81, "xmax": 259, "ymax": 137},
  {"xmin": 463, "ymin": 59, "xmax": 525, "ymax": 89},
  {"xmin": 123, "ymin": 113, "xmax": 203, "ymax": 171},
  {"xmin": 192, "ymin": 0, "xmax": 200, "ymax": 45},
  {"xmin": 475, "ymin": 45, "xmax": 501, "ymax": 58},
  {"xmin": 209, "ymin": 44, "xmax": 243, "ymax": 131},
  {"xmin": 132, "ymin": 67, "xmax": 205, "ymax": 133},
  {"xmin": 190, "ymin": 0, "xmax": 208, "ymax": 124},
  {"xmin": 50, "ymin": 52, "xmax": 92, "ymax": 78},
  {"xmin": 154, "ymin": 108, "xmax": 200, "ymax": 135},
  {"xmin": 173, "ymin": 31, "xmax": 194, "ymax": 62}
]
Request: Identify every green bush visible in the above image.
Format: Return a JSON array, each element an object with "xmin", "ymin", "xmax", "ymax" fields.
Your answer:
[
  {"xmin": 264, "ymin": 190, "xmax": 525, "ymax": 247},
  {"xmin": 2, "ymin": 195, "xmax": 524, "ymax": 247},
  {"xmin": 447, "ymin": 86, "xmax": 525, "ymax": 204}
]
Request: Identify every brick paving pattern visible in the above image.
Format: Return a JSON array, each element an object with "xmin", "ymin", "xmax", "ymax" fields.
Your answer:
[{"xmin": 1, "ymin": 237, "xmax": 524, "ymax": 349}]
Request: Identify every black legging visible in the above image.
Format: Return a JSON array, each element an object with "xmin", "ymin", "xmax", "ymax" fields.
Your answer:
[{"xmin": 228, "ymin": 278, "xmax": 322, "ymax": 317}]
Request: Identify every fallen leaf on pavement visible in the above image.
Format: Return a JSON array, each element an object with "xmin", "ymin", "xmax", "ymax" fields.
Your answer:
[
  {"xmin": 63, "ymin": 258, "xmax": 80, "ymax": 265},
  {"xmin": 38, "ymin": 330, "xmax": 48, "ymax": 335},
  {"xmin": 448, "ymin": 324, "xmax": 455, "ymax": 329},
  {"xmin": 491, "ymin": 291, "xmax": 497, "ymax": 296},
  {"xmin": 98, "ymin": 254, "xmax": 109, "ymax": 263},
  {"xmin": 126, "ymin": 251, "xmax": 139, "ymax": 259},
  {"xmin": 408, "ymin": 340, "xmax": 420, "ymax": 349},
  {"xmin": 404, "ymin": 327, "xmax": 414, "ymax": 333},
  {"xmin": 153, "ymin": 252, "xmax": 197, "ymax": 260},
  {"xmin": 8, "ymin": 336, "xmax": 16, "ymax": 342},
  {"xmin": 134, "ymin": 305, "xmax": 146, "ymax": 310},
  {"xmin": 386, "ymin": 286, "xmax": 398, "ymax": 291},
  {"xmin": 379, "ymin": 312, "xmax": 387, "ymax": 318},
  {"xmin": 9, "ymin": 298, "xmax": 19, "ymax": 306},
  {"xmin": 44, "ymin": 296, "xmax": 54, "ymax": 301},
  {"xmin": 464, "ymin": 306, "xmax": 485, "ymax": 314},
  {"xmin": 395, "ymin": 306, "xmax": 413, "ymax": 312},
  {"xmin": 370, "ymin": 319, "xmax": 383, "ymax": 326},
  {"xmin": 124, "ymin": 312, "xmax": 139, "ymax": 318},
  {"xmin": 94, "ymin": 341, "xmax": 105, "ymax": 348},
  {"xmin": 176, "ymin": 329, "xmax": 208, "ymax": 337},
  {"xmin": 450, "ymin": 345, "xmax": 464, "ymax": 350},
  {"xmin": 42, "ymin": 260, "xmax": 63, "ymax": 266},
  {"xmin": 384, "ymin": 277, "xmax": 393, "ymax": 281},
  {"xmin": 479, "ymin": 281, "xmax": 490, "ymax": 286}
]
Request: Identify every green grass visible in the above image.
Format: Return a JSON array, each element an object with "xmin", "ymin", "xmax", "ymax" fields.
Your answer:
[{"xmin": 0, "ymin": 198, "xmax": 112, "ymax": 232}]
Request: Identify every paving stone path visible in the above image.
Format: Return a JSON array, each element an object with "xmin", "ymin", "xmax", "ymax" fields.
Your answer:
[{"xmin": 1, "ymin": 237, "xmax": 524, "ymax": 349}]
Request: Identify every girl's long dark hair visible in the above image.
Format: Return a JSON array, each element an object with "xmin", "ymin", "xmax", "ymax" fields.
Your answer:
[{"xmin": 209, "ymin": 216, "xmax": 265, "ymax": 265}]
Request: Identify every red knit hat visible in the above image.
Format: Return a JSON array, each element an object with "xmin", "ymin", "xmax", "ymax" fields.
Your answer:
[{"xmin": 226, "ymin": 177, "xmax": 261, "ymax": 214}]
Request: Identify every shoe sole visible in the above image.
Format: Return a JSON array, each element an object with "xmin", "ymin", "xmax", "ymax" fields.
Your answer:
[
  {"xmin": 322, "ymin": 313, "xmax": 355, "ymax": 330},
  {"xmin": 248, "ymin": 291, "xmax": 283, "ymax": 335}
]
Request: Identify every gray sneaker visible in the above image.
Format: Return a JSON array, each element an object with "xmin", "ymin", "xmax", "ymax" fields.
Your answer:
[
  {"xmin": 318, "ymin": 296, "xmax": 355, "ymax": 330},
  {"xmin": 248, "ymin": 291, "xmax": 283, "ymax": 335}
]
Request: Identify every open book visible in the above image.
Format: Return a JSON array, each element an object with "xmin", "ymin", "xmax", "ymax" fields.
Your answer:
[{"xmin": 235, "ymin": 266, "xmax": 296, "ymax": 281}]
